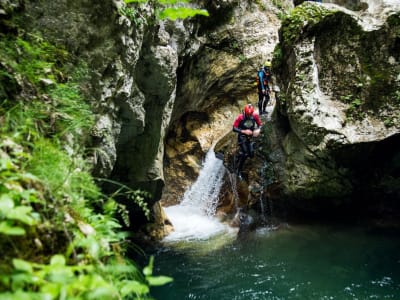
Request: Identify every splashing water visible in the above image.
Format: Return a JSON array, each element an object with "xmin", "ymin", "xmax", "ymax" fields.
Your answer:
[
  {"xmin": 180, "ymin": 150, "xmax": 225, "ymax": 215},
  {"xmin": 163, "ymin": 149, "xmax": 234, "ymax": 242}
]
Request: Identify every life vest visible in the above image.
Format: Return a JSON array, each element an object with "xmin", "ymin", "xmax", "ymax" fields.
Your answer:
[{"xmin": 239, "ymin": 114, "xmax": 257, "ymax": 130}]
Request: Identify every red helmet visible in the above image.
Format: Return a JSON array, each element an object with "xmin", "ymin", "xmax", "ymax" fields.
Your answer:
[{"xmin": 244, "ymin": 104, "xmax": 254, "ymax": 117}]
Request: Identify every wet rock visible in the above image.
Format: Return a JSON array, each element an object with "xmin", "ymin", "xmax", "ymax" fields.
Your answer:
[{"xmin": 273, "ymin": 1, "xmax": 400, "ymax": 211}]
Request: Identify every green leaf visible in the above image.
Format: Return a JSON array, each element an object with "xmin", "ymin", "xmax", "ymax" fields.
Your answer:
[
  {"xmin": 0, "ymin": 157, "xmax": 14, "ymax": 171},
  {"xmin": 40, "ymin": 282, "xmax": 61, "ymax": 298},
  {"xmin": 124, "ymin": 0, "xmax": 147, "ymax": 3},
  {"xmin": 158, "ymin": 7, "xmax": 209, "ymax": 20},
  {"xmin": 12, "ymin": 259, "xmax": 33, "ymax": 273},
  {"xmin": 143, "ymin": 256, "xmax": 154, "ymax": 276},
  {"xmin": 7, "ymin": 206, "xmax": 36, "ymax": 225},
  {"xmin": 120, "ymin": 280, "xmax": 149, "ymax": 297},
  {"xmin": 88, "ymin": 286, "xmax": 119, "ymax": 299},
  {"xmin": 0, "ymin": 290, "xmax": 42, "ymax": 300},
  {"xmin": 0, "ymin": 194, "xmax": 14, "ymax": 214},
  {"xmin": 50, "ymin": 255, "xmax": 66, "ymax": 267},
  {"xmin": 87, "ymin": 237, "xmax": 100, "ymax": 259},
  {"xmin": 159, "ymin": 0, "xmax": 189, "ymax": 4},
  {"xmin": 146, "ymin": 275, "xmax": 173, "ymax": 286},
  {"xmin": 0, "ymin": 221, "xmax": 25, "ymax": 235}
]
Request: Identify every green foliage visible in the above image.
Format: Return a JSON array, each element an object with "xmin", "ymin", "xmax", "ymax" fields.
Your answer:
[
  {"xmin": 119, "ymin": 6, "xmax": 144, "ymax": 26},
  {"xmin": 238, "ymin": 54, "xmax": 246, "ymax": 62},
  {"xmin": 122, "ymin": 0, "xmax": 209, "ymax": 21},
  {"xmin": 143, "ymin": 256, "xmax": 173, "ymax": 287},
  {"xmin": 281, "ymin": 3, "xmax": 335, "ymax": 47},
  {"xmin": 0, "ymin": 35, "xmax": 67, "ymax": 85},
  {"xmin": 125, "ymin": 0, "xmax": 148, "ymax": 3},
  {"xmin": 340, "ymin": 94, "xmax": 364, "ymax": 120},
  {"xmin": 0, "ymin": 254, "xmax": 171, "ymax": 300},
  {"xmin": 254, "ymin": 0, "xmax": 267, "ymax": 11},
  {"xmin": 384, "ymin": 117, "xmax": 395, "ymax": 127},
  {"xmin": 102, "ymin": 178, "xmax": 152, "ymax": 221},
  {"xmin": 27, "ymin": 139, "xmax": 71, "ymax": 192},
  {"xmin": 0, "ymin": 162, "xmax": 40, "ymax": 236},
  {"xmin": 0, "ymin": 37, "xmax": 93, "ymax": 143},
  {"xmin": 0, "ymin": 31, "xmax": 170, "ymax": 299},
  {"xmin": 158, "ymin": 7, "xmax": 208, "ymax": 20},
  {"xmin": 48, "ymin": 81, "xmax": 94, "ymax": 137},
  {"xmin": 271, "ymin": 0, "xmax": 292, "ymax": 13}
]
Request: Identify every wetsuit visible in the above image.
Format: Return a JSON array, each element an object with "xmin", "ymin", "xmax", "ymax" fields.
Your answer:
[
  {"xmin": 257, "ymin": 68, "xmax": 271, "ymax": 114},
  {"xmin": 232, "ymin": 113, "xmax": 262, "ymax": 176}
]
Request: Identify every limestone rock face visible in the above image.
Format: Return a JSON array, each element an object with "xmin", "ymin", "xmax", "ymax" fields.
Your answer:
[
  {"xmin": 160, "ymin": 0, "xmax": 285, "ymax": 206},
  {"xmin": 19, "ymin": 0, "xmax": 286, "ymax": 236},
  {"xmin": 21, "ymin": 0, "xmax": 187, "ymax": 235},
  {"xmin": 273, "ymin": 1, "xmax": 400, "ymax": 208},
  {"xmin": 17, "ymin": 0, "xmax": 400, "ymax": 235},
  {"xmin": 173, "ymin": 0, "xmax": 282, "ymax": 120}
]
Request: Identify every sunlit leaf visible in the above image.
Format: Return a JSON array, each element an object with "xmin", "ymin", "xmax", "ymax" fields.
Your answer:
[
  {"xmin": 7, "ymin": 206, "xmax": 36, "ymax": 225},
  {"xmin": 0, "ymin": 194, "xmax": 14, "ymax": 214},
  {"xmin": 158, "ymin": 7, "xmax": 209, "ymax": 20},
  {"xmin": 0, "ymin": 157, "xmax": 14, "ymax": 171},
  {"xmin": 142, "ymin": 256, "xmax": 154, "ymax": 276},
  {"xmin": 50, "ymin": 255, "xmax": 66, "ymax": 267},
  {"xmin": 0, "ymin": 289, "xmax": 42, "ymax": 300},
  {"xmin": 124, "ymin": 0, "xmax": 148, "ymax": 3},
  {"xmin": 87, "ymin": 238, "xmax": 100, "ymax": 259},
  {"xmin": 12, "ymin": 259, "xmax": 33, "ymax": 273},
  {"xmin": 159, "ymin": 0, "xmax": 189, "ymax": 4},
  {"xmin": 0, "ymin": 221, "xmax": 25, "ymax": 235},
  {"xmin": 10, "ymin": 273, "xmax": 37, "ymax": 287},
  {"xmin": 146, "ymin": 275, "xmax": 173, "ymax": 286},
  {"xmin": 120, "ymin": 280, "xmax": 149, "ymax": 296},
  {"xmin": 40, "ymin": 282, "xmax": 61, "ymax": 298},
  {"xmin": 89, "ymin": 286, "xmax": 119, "ymax": 299}
]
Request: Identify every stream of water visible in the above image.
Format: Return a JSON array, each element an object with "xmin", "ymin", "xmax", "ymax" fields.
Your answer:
[
  {"xmin": 150, "ymin": 224, "xmax": 400, "ymax": 300},
  {"xmin": 154, "ymin": 149, "xmax": 400, "ymax": 299},
  {"xmin": 163, "ymin": 149, "xmax": 234, "ymax": 242}
]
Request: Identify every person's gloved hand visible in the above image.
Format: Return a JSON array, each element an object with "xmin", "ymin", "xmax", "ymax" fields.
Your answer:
[
  {"xmin": 241, "ymin": 129, "xmax": 253, "ymax": 136},
  {"xmin": 253, "ymin": 128, "xmax": 261, "ymax": 137}
]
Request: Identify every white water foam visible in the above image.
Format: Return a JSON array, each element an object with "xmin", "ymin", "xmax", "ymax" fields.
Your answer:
[{"xmin": 163, "ymin": 149, "xmax": 234, "ymax": 242}]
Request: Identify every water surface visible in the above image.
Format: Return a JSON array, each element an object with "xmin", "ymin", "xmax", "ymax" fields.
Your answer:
[{"xmin": 150, "ymin": 224, "xmax": 400, "ymax": 299}]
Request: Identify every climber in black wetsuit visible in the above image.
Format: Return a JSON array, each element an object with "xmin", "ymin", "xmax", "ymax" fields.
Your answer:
[{"xmin": 232, "ymin": 104, "xmax": 262, "ymax": 180}]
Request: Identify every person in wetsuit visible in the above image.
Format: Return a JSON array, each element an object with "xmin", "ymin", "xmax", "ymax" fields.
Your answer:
[
  {"xmin": 257, "ymin": 61, "xmax": 272, "ymax": 115},
  {"xmin": 232, "ymin": 104, "xmax": 262, "ymax": 180}
]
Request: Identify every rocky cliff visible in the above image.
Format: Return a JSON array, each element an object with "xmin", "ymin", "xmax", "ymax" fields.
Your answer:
[
  {"xmin": 6, "ymin": 0, "xmax": 288, "ymax": 237},
  {"xmin": 3, "ymin": 0, "xmax": 399, "ymax": 238},
  {"xmin": 267, "ymin": 0, "xmax": 400, "ymax": 219}
]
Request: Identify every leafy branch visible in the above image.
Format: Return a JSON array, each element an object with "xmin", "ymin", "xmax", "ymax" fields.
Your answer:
[{"xmin": 123, "ymin": 0, "xmax": 209, "ymax": 21}]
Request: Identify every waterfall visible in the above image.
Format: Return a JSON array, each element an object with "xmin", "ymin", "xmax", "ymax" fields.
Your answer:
[
  {"xmin": 163, "ymin": 149, "xmax": 233, "ymax": 242},
  {"xmin": 180, "ymin": 149, "xmax": 225, "ymax": 216}
]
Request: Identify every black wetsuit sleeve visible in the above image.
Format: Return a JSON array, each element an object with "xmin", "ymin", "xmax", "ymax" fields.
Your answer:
[{"xmin": 233, "ymin": 126, "xmax": 242, "ymax": 134}]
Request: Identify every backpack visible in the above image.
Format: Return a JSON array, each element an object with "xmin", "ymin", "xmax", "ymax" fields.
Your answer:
[{"xmin": 256, "ymin": 69, "xmax": 270, "ymax": 88}]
